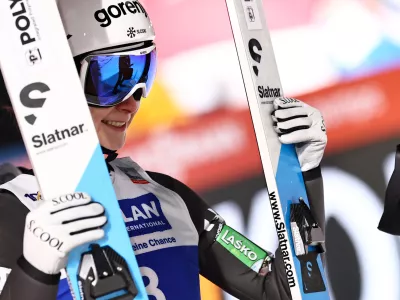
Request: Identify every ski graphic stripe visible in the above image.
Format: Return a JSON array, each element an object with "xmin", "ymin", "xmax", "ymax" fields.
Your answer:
[
  {"xmin": 276, "ymin": 144, "xmax": 329, "ymax": 298},
  {"xmin": 66, "ymin": 144, "xmax": 148, "ymax": 299}
]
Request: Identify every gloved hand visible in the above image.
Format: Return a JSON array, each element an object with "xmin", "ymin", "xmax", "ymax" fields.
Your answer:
[
  {"xmin": 23, "ymin": 192, "xmax": 107, "ymax": 275},
  {"xmin": 271, "ymin": 97, "xmax": 327, "ymax": 172}
]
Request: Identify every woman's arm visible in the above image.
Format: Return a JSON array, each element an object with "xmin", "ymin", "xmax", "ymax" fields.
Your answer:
[{"xmin": 0, "ymin": 190, "xmax": 60, "ymax": 300}]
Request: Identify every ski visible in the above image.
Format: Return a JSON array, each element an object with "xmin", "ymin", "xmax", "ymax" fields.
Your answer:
[
  {"xmin": 0, "ymin": 1, "xmax": 148, "ymax": 299},
  {"xmin": 224, "ymin": 0, "xmax": 330, "ymax": 299}
]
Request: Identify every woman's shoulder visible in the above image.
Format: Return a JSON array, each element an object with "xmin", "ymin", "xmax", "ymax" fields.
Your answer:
[
  {"xmin": 0, "ymin": 163, "xmax": 32, "ymax": 185},
  {"xmin": 0, "ymin": 164, "xmax": 39, "ymax": 211}
]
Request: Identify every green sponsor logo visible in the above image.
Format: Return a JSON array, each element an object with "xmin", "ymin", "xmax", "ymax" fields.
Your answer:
[{"xmin": 216, "ymin": 225, "xmax": 269, "ymax": 271}]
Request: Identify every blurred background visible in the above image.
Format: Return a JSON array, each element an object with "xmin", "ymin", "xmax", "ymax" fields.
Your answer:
[{"xmin": 1, "ymin": 0, "xmax": 400, "ymax": 299}]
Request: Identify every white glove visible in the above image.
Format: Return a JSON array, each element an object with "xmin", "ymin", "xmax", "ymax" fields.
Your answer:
[
  {"xmin": 272, "ymin": 97, "xmax": 327, "ymax": 172},
  {"xmin": 23, "ymin": 192, "xmax": 107, "ymax": 275}
]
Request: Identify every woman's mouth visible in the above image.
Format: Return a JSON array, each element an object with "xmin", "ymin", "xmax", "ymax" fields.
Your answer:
[{"xmin": 102, "ymin": 120, "xmax": 127, "ymax": 131}]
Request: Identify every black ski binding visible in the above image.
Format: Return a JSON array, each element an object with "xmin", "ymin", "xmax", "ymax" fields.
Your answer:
[
  {"xmin": 77, "ymin": 244, "xmax": 138, "ymax": 300},
  {"xmin": 290, "ymin": 198, "xmax": 325, "ymax": 256}
]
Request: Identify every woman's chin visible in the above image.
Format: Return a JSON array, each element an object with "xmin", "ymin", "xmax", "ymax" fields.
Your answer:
[
  {"xmin": 97, "ymin": 123, "xmax": 128, "ymax": 151},
  {"xmin": 99, "ymin": 137, "xmax": 125, "ymax": 151}
]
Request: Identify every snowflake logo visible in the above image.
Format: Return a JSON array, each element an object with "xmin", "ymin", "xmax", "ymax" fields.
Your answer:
[{"xmin": 127, "ymin": 27, "xmax": 136, "ymax": 38}]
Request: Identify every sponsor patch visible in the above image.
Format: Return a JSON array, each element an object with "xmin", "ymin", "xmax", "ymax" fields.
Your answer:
[
  {"xmin": 24, "ymin": 191, "xmax": 40, "ymax": 201},
  {"xmin": 93, "ymin": 0, "xmax": 148, "ymax": 28},
  {"xmin": 204, "ymin": 208, "xmax": 224, "ymax": 231},
  {"xmin": 118, "ymin": 166, "xmax": 150, "ymax": 184},
  {"xmin": 120, "ymin": 193, "xmax": 172, "ymax": 236},
  {"xmin": 240, "ymin": 0, "xmax": 262, "ymax": 30},
  {"xmin": 131, "ymin": 178, "xmax": 149, "ymax": 184},
  {"xmin": 216, "ymin": 224, "xmax": 270, "ymax": 272}
]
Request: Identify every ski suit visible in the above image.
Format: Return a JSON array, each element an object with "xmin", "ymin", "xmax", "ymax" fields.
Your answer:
[{"xmin": 0, "ymin": 156, "xmax": 325, "ymax": 300}]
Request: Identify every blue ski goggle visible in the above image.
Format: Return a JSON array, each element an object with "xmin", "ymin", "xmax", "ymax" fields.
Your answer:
[{"xmin": 79, "ymin": 44, "xmax": 157, "ymax": 107}]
